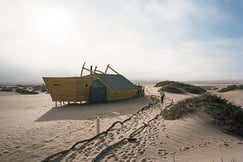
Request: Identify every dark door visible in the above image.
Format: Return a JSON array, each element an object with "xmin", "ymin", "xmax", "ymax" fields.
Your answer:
[{"xmin": 90, "ymin": 80, "xmax": 106, "ymax": 103}]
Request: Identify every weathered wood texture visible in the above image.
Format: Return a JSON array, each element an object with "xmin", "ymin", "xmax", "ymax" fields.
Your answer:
[{"xmin": 43, "ymin": 77, "xmax": 93, "ymax": 102}]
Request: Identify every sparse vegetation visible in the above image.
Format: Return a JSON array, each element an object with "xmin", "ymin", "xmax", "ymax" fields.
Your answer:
[
  {"xmin": 155, "ymin": 80, "xmax": 206, "ymax": 94},
  {"xmin": 155, "ymin": 80, "xmax": 177, "ymax": 87},
  {"xmin": 160, "ymin": 86, "xmax": 185, "ymax": 94},
  {"xmin": 218, "ymin": 85, "xmax": 243, "ymax": 92},
  {"xmin": 32, "ymin": 84, "xmax": 47, "ymax": 92},
  {"xmin": 0, "ymin": 86, "xmax": 14, "ymax": 92},
  {"xmin": 203, "ymin": 95, "xmax": 243, "ymax": 136},
  {"xmin": 16, "ymin": 88, "xmax": 39, "ymax": 94},
  {"xmin": 161, "ymin": 96, "xmax": 199, "ymax": 120},
  {"xmin": 183, "ymin": 86, "xmax": 206, "ymax": 94},
  {"xmin": 0, "ymin": 84, "xmax": 47, "ymax": 93},
  {"xmin": 162, "ymin": 94, "xmax": 243, "ymax": 136},
  {"xmin": 240, "ymin": 85, "xmax": 243, "ymax": 89}
]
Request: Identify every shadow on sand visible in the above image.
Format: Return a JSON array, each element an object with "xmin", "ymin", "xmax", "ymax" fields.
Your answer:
[{"xmin": 35, "ymin": 97, "xmax": 150, "ymax": 122}]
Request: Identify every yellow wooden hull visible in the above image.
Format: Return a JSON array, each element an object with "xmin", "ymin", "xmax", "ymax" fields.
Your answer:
[
  {"xmin": 43, "ymin": 76, "xmax": 138, "ymax": 102},
  {"xmin": 43, "ymin": 77, "xmax": 93, "ymax": 102}
]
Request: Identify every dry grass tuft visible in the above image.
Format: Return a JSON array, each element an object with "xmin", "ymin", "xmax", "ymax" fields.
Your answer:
[
  {"xmin": 155, "ymin": 80, "xmax": 206, "ymax": 94},
  {"xmin": 161, "ymin": 94, "xmax": 243, "ymax": 136}
]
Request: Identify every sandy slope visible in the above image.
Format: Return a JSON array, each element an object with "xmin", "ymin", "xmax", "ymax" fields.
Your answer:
[
  {"xmin": 0, "ymin": 85, "xmax": 242, "ymax": 162},
  {"xmin": 0, "ymin": 92, "xmax": 150, "ymax": 162},
  {"xmin": 136, "ymin": 111, "xmax": 243, "ymax": 162},
  {"xmin": 214, "ymin": 90, "xmax": 243, "ymax": 108}
]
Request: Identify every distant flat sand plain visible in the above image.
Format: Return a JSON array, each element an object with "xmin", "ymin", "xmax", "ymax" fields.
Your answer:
[{"xmin": 0, "ymin": 83, "xmax": 243, "ymax": 162}]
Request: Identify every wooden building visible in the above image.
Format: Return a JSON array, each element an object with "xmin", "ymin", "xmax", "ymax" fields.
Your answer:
[{"xmin": 43, "ymin": 63, "xmax": 141, "ymax": 104}]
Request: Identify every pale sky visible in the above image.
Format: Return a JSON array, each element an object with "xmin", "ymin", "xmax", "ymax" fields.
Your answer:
[{"xmin": 0, "ymin": 0, "xmax": 243, "ymax": 84}]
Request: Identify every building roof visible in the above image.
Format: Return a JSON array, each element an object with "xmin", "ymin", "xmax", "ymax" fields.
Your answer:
[
  {"xmin": 96, "ymin": 74, "xmax": 137, "ymax": 90},
  {"xmin": 92, "ymin": 80, "xmax": 105, "ymax": 88}
]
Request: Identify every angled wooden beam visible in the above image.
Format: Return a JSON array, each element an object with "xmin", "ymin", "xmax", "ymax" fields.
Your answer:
[
  {"xmin": 105, "ymin": 64, "xmax": 110, "ymax": 74},
  {"xmin": 80, "ymin": 62, "xmax": 93, "ymax": 77},
  {"xmin": 106, "ymin": 64, "xmax": 119, "ymax": 75},
  {"xmin": 80, "ymin": 62, "xmax": 86, "ymax": 77},
  {"xmin": 94, "ymin": 66, "xmax": 97, "ymax": 74}
]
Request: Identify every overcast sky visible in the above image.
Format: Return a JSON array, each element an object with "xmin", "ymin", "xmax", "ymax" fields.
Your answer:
[{"xmin": 0, "ymin": 0, "xmax": 243, "ymax": 84}]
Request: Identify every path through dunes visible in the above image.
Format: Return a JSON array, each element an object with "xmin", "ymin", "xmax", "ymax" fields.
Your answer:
[{"xmin": 45, "ymin": 97, "xmax": 166, "ymax": 161}]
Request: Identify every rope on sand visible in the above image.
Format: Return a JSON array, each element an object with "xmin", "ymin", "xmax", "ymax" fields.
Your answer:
[
  {"xmin": 41, "ymin": 96, "xmax": 171, "ymax": 162},
  {"xmin": 93, "ymin": 99, "xmax": 175, "ymax": 162},
  {"xmin": 93, "ymin": 122, "xmax": 150, "ymax": 162},
  {"xmin": 93, "ymin": 138, "xmax": 127, "ymax": 162}
]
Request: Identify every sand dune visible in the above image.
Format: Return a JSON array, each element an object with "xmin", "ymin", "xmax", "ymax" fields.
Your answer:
[
  {"xmin": 215, "ymin": 90, "xmax": 243, "ymax": 108},
  {"xmin": 137, "ymin": 110, "xmax": 243, "ymax": 162},
  {"xmin": 0, "ymin": 85, "xmax": 242, "ymax": 162}
]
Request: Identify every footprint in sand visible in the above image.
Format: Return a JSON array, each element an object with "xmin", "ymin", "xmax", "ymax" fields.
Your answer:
[
  {"xmin": 141, "ymin": 158, "xmax": 155, "ymax": 162},
  {"xmin": 122, "ymin": 155, "xmax": 128, "ymax": 160},
  {"xmin": 237, "ymin": 142, "xmax": 242, "ymax": 145},
  {"xmin": 223, "ymin": 142, "xmax": 230, "ymax": 147},
  {"xmin": 130, "ymin": 159, "xmax": 136, "ymax": 162},
  {"xmin": 157, "ymin": 149, "xmax": 168, "ymax": 156},
  {"xmin": 138, "ymin": 149, "xmax": 145, "ymax": 155},
  {"xmin": 180, "ymin": 146, "xmax": 190, "ymax": 151},
  {"xmin": 160, "ymin": 141, "xmax": 166, "ymax": 145},
  {"xmin": 198, "ymin": 143, "xmax": 207, "ymax": 148},
  {"xmin": 170, "ymin": 152, "xmax": 176, "ymax": 155},
  {"xmin": 151, "ymin": 142, "xmax": 156, "ymax": 146}
]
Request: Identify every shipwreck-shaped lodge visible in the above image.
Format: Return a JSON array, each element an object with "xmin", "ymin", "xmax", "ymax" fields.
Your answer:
[{"xmin": 43, "ymin": 63, "xmax": 143, "ymax": 105}]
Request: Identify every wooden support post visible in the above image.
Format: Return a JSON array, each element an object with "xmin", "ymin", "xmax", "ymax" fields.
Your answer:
[
  {"xmin": 90, "ymin": 65, "xmax": 93, "ymax": 75},
  {"xmin": 55, "ymin": 101, "xmax": 57, "ymax": 107},
  {"xmin": 97, "ymin": 117, "xmax": 100, "ymax": 135}
]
